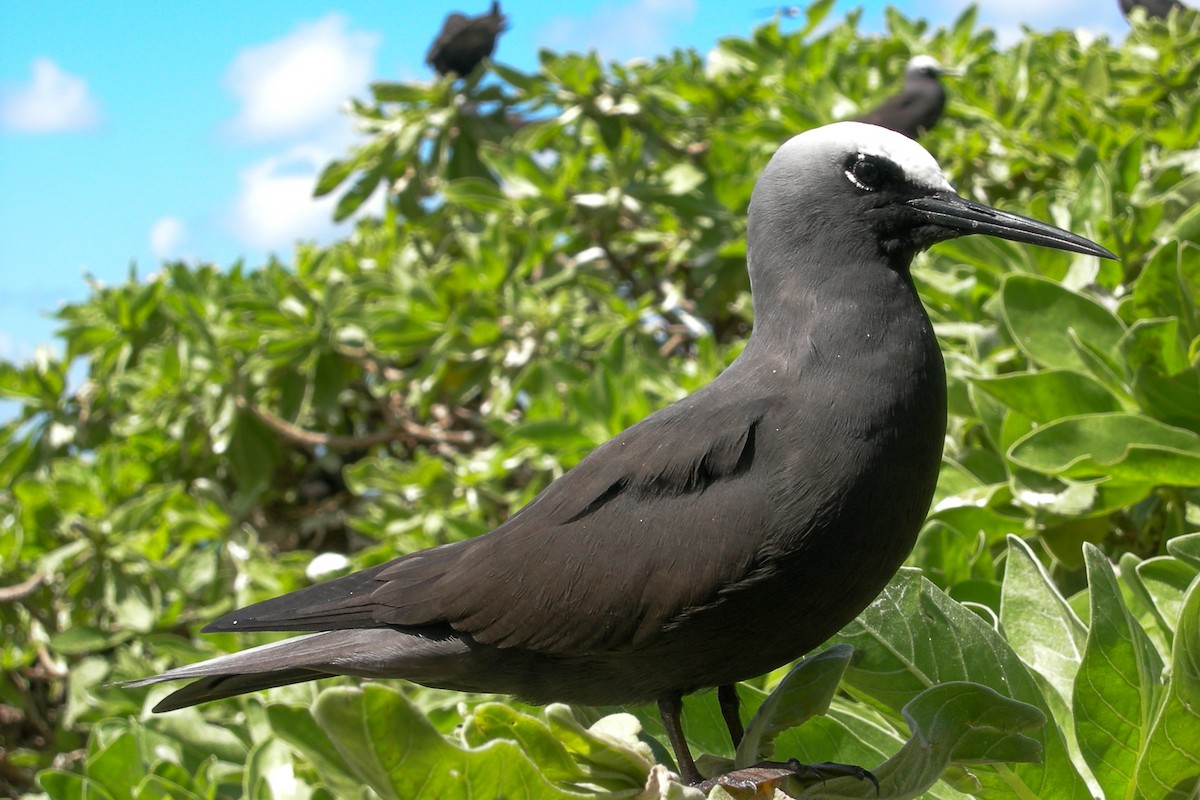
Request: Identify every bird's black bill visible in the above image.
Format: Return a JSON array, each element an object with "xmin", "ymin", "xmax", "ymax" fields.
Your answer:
[{"xmin": 908, "ymin": 192, "xmax": 1116, "ymax": 259}]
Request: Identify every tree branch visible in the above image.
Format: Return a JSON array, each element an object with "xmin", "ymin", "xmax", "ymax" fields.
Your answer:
[
  {"xmin": 237, "ymin": 396, "xmax": 475, "ymax": 453},
  {"xmin": 0, "ymin": 573, "xmax": 44, "ymax": 603}
]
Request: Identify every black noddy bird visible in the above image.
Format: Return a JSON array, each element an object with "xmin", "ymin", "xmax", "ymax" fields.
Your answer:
[
  {"xmin": 129, "ymin": 122, "xmax": 1114, "ymax": 786},
  {"xmin": 425, "ymin": 2, "xmax": 508, "ymax": 78},
  {"xmin": 1119, "ymin": 0, "xmax": 1189, "ymax": 19},
  {"xmin": 855, "ymin": 55, "xmax": 959, "ymax": 140}
]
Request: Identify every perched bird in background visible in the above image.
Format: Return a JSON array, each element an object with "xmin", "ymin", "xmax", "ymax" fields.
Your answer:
[
  {"xmin": 1119, "ymin": 0, "xmax": 1189, "ymax": 19},
  {"xmin": 855, "ymin": 55, "xmax": 959, "ymax": 140},
  {"xmin": 426, "ymin": 2, "xmax": 508, "ymax": 78},
  {"xmin": 129, "ymin": 122, "xmax": 1114, "ymax": 787}
]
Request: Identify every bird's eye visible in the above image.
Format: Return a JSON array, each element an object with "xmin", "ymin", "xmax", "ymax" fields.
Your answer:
[{"xmin": 846, "ymin": 155, "xmax": 884, "ymax": 191}]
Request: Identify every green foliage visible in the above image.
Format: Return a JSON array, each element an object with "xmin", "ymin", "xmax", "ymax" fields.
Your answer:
[{"xmin": 3, "ymin": 3, "xmax": 1200, "ymax": 798}]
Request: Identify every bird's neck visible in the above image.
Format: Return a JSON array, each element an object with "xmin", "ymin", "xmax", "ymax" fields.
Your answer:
[{"xmin": 745, "ymin": 252, "xmax": 929, "ymax": 361}]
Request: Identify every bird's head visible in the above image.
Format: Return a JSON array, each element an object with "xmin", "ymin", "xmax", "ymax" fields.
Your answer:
[
  {"xmin": 904, "ymin": 55, "xmax": 960, "ymax": 80},
  {"xmin": 747, "ymin": 121, "xmax": 1114, "ymax": 273}
]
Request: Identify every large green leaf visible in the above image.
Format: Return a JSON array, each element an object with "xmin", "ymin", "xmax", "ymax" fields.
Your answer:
[
  {"xmin": 1008, "ymin": 412, "xmax": 1200, "ymax": 486},
  {"xmin": 800, "ymin": 683, "xmax": 1043, "ymax": 800},
  {"xmin": 312, "ymin": 685, "xmax": 644, "ymax": 799},
  {"xmin": 1135, "ymin": 573, "xmax": 1200, "ymax": 799},
  {"xmin": 999, "ymin": 535, "xmax": 1087, "ymax": 765},
  {"xmin": 269, "ymin": 703, "xmax": 367, "ymax": 798},
  {"xmin": 833, "ymin": 569, "xmax": 1090, "ymax": 799},
  {"xmin": 1074, "ymin": 545, "xmax": 1165, "ymax": 800},
  {"xmin": 84, "ymin": 730, "xmax": 143, "ymax": 800},
  {"xmin": 999, "ymin": 274, "xmax": 1126, "ymax": 372},
  {"xmin": 972, "ymin": 368, "xmax": 1122, "ymax": 423},
  {"xmin": 736, "ymin": 644, "xmax": 853, "ymax": 767}
]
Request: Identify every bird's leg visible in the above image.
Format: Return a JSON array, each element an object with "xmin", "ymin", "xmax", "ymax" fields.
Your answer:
[
  {"xmin": 657, "ymin": 692, "xmax": 702, "ymax": 785},
  {"xmin": 717, "ymin": 684, "xmax": 744, "ymax": 747}
]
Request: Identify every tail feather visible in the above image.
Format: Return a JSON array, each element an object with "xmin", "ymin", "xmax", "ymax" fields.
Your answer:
[
  {"xmin": 125, "ymin": 627, "xmax": 479, "ymax": 712},
  {"xmin": 150, "ymin": 669, "xmax": 322, "ymax": 712},
  {"xmin": 201, "ymin": 563, "xmax": 393, "ymax": 633}
]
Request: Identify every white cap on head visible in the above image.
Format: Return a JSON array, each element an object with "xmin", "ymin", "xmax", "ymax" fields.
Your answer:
[
  {"xmin": 774, "ymin": 121, "xmax": 954, "ymax": 194},
  {"xmin": 906, "ymin": 55, "xmax": 944, "ymax": 74}
]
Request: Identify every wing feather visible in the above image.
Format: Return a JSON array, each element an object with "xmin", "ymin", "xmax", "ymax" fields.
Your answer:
[{"xmin": 207, "ymin": 386, "xmax": 783, "ymax": 656}]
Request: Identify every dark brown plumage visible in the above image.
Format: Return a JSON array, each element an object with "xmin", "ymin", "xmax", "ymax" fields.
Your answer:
[
  {"xmin": 1119, "ymin": 0, "xmax": 1188, "ymax": 18},
  {"xmin": 855, "ymin": 55, "xmax": 953, "ymax": 140},
  {"xmin": 425, "ymin": 2, "xmax": 507, "ymax": 78},
  {"xmin": 130, "ymin": 123, "xmax": 1114, "ymax": 786}
]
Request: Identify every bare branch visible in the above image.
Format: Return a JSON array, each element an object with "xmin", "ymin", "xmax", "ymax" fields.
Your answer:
[{"xmin": 0, "ymin": 573, "xmax": 44, "ymax": 603}]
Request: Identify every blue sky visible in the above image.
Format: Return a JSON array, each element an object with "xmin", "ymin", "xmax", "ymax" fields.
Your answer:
[{"xmin": 0, "ymin": 0, "xmax": 1129, "ymax": 364}]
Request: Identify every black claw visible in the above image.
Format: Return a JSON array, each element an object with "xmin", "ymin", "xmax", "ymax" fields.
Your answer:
[{"xmin": 780, "ymin": 759, "xmax": 880, "ymax": 794}]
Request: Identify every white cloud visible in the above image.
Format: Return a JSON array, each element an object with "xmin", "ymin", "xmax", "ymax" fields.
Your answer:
[
  {"xmin": 0, "ymin": 58, "xmax": 102, "ymax": 133},
  {"xmin": 541, "ymin": 0, "xmax": 697, "ymax": 63},
  {"xmin": 149, "ymin": 217, "xmax": 186, "ymax": 259},
  {"xmin": 227, "ymin": 145, "xmax": 347, "ymax": 250},
  {"xmin": 224, "ymin": 14, "xmax": 379, "ymax": 142},
  {"xmin": 933, "ymin": 0, "xmax": 1125, "ymax": 45}
]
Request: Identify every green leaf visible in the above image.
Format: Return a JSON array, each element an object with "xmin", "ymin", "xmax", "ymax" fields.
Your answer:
[
  {"xmin": 312, "ymin": 684, "xmax": 599, "ymax": 799},
  {"xmin": 793, "ymin": 683, "xmax": 1044, "ymax": 800},
  {"xmin": 243, "ymin": 739, "xmax": 294, "ymax": 800},
  {"xmin": 1080, "ymin": 51, "xmax": 1111, "ymax": 100},
  {"xmin": 833, "ymin": 569, "xmax": 1090, "ymax": 798},
  {"xmin": 972, "ymin": 369, "xmax": 1121, "ymax": 424},
  {"xmin": 543, "ymin": 706, "xmax": 655, "ymax": 784},
  {"xmin": 442, "ymin": 177, "xmax": 509, "ymax": 213},
  {"xmin": 1173, "ymin": 204, "xmax": 1200, "ymax": 243},
  {"xmin": 461, "ymin": 703, "xmax": 586, "ymax": 784},
  {"xmin": 736, "ymin": 644, "xmax": 853, "ymax": 767},
  {"xmin": 800, "ymin": 0, "xmax": 837, "ymax": 37},
  {"xmin": 269, "ymin": 703, "xmax": 365, "ymax": 797},
  {"xmin": 314, "ymin": 157, "xmax": 357, "ymax": 198},
  {"xmin": 1000, "ymin": 537, "xmax": 1087, "ymax": 717},
  {"xmin": 1000, "ymin": 275, "xmax": 1126, "ymax": 372},
  {"xmin": 1167, "ymin": 533, "xmax": 1200, "ymax": 571},
  {"xmin": 1135, "ymin": 573, "xmax": 1200, "ymax": 799},
  {"xmin": 882, "ymin": 682, "xmax": 1044, "ymax": 795},
  {"xmin": 1137, "ymin": 556, "xmax": 1199, "ymax": 635},
  {"xmin": 370, "ymin": 81, "xmax": 435, "ymax": 103},
  {"xmin": 1130, "ymin": 242, "xmax": 1200, "ymax": 340},
  {"xmin": 227, "ymin": 410, "xmax": 281, "ymax": 499},
  {"xmin": 151, "ymin": 708, "xmax": 249, "ymax": 764},
  {"xmin": 49, "ymin": 626, "xmax": 133, "ymax": 656},
  {"xmin": 661, "ymin": 163, "xmax": 706, "ymax": 195},
  {"xmin": 86, "ymin": 729, "xmax": 142, "ymax": 800},
  {"xmin": 1122, "ymin": 318, "xmax": 1190, "ymax": 377},
  {"xmin": 333, "ymin": 161, "xmax": 386, "ymax": 222},
  {"xmin": 38, "ymin": 769, "xmax": 112, "ymax": 800},
  {"xmin": 1008, "ymin": 412, "xmax": 1200, "ymax": 486},
  {"xmin": 1074, "ymin": 544, "xmax": 1165, "ymax": 800}
]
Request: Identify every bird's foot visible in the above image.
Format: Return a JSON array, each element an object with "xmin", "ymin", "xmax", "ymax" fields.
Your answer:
[{"xmin": 695, "ymin": 759, "xmax": 879, "ymax": 797}]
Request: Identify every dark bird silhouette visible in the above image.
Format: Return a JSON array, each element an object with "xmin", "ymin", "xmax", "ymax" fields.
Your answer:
[
  {"xmin": 1119, "ymin": 0, "xmax": 1188, "ymax": 19},
  {"xmin": 425, "ymin": 2, "xmax": 508, "ymax": 78},
  {"xmin": 855, "ymin": 55, "xmax": 958, "ymax": 140},
  {"xmin": 129, "ymin": 122, "xmax": 1114, "ymax": 786}
]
